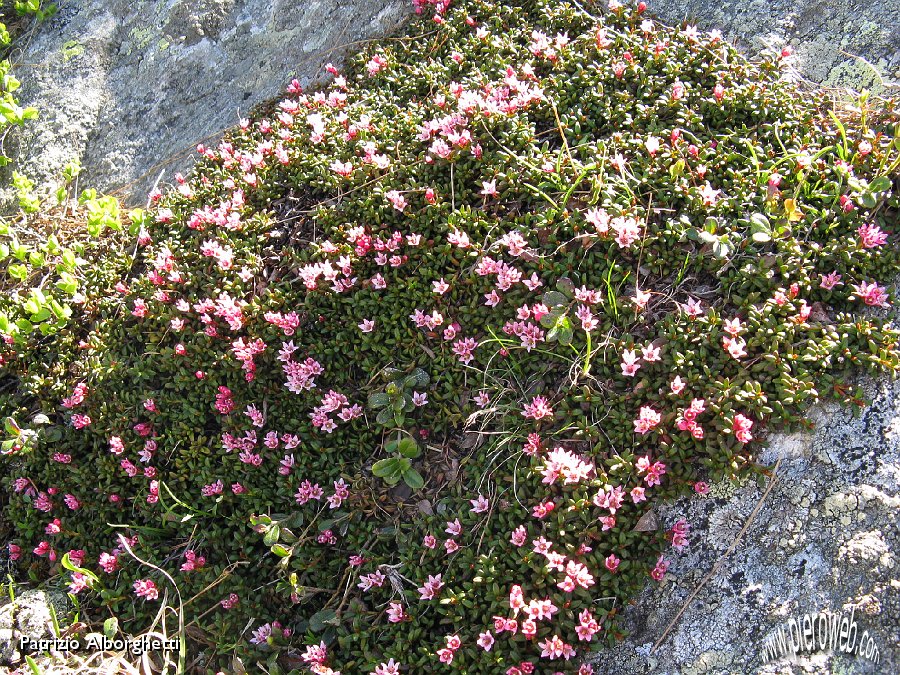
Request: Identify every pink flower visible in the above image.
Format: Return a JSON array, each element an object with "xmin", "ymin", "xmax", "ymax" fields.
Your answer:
[
  {"xmin": 452, "ymin": 337, "xmax": 478, "ymax": 364},
  {"xmin": 358, "ymin": 319, "xmax": 375, "ymax": 333},
  {"xmin": 387, "ymin": 602, "xmax": 406, "ymax": 623},
  {"xmin": 477, "ymin": 631, "xmax": 495, "ymax": 651},
  {"xmin": 423, "ymin": 534, "xmax": 437, "ymax": 549},
  {"xmin": 840, "ymin": 195, "xmax": 855, "ymax": 212},
  {"xmin": 575, "ymin": 609, "xmax": 600, "ymax": 641},
  {"xmin": 532, "ymin": 501, "xmax": 556, "ymax": 519},
  {"xmin": 852, "ymin": 281, "xmax": 890, "ymax": 307},
  {"xmin": 681, "ymin": 298, "xmax": 704, "ymax": 318},
  {"xmin": 418, "ymin": 573, "xmax": 444, "ymax": 600},
  {"xmin": 732, "ymin": 413, "xmax": 754, "ymax": 443},
  {"xmin": 605, "ymin": 554, "xmax": 620, "ymax": 573},
  {"xmin": 510, "ymin": 525, "xmax": 527, "ymax": 547},
  {"xmin": 133, "ymin": 578, "xmax": 159, "ymax": 600},
  {"xmin": 644, "ymin": 136, "xmax": 660, "ymax": 155},
  {"xmin": 621, "ymin": 349, "xmax": 641, "ymax": 376},
  {"xmin": 71, "ymin": 414, "xmax": 91, "ymax": 429},
  {"xmin": 819, "ymin": 272, "xmax": 843, "ymax": 290},
  {"xmin": 723, "ymin": 335, "xmax": 747, "ymax": 360},
  {"xmin": 538, "ymin": 634, "xmax": 575, "ymax": 660},
  {"xmin": 480, "ymin": 180, "xmax": 499, "ymax": 197},
  {"xmin": 437, "ymin": 648, "xmax": 454, "ymax": 664},
  {"xmin": 633, "ymin": 406, "xmax": 661, "ymax": 435},
  {"xmin": 373, "ymin": 659, "xmax": 402, "ymax": 675},
  {"xmin": 670, "ymin": 376, "xmax": 686, "ymax": 394},
  {"xmin": 385, "ymin": 190, "xmax": 407, "ymax": 212},
  {"xmin": 330, "ymin": 160, "xmax": 353, "ymax": 177},
  {"xmin": 470, "ymin": 494, "xmax": 489, "ymax": 513},
  {"xmin": 651, "ymin": 555, "xmax": 670, "ymax": 581},
  {"xmin": 694, "ymin": 481, "xmax": 710, "ymax": 494},
  {"xmin": 522, "ymin": 396, "xmax": 553, "ymax": 421}
]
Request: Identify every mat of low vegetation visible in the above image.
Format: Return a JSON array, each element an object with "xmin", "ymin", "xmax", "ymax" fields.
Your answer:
[{"xmin": 1, "ymin": 0, "xmax": 898, "ymax": 673}]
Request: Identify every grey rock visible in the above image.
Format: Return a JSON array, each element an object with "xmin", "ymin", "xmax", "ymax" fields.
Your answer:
[
  {"xmin": 6, "ymin": 0, "xmax": 899, "ymax": 206},
  {"xmin": 6, "ymin": 0, "xmax": 412, "ymax": 203},
  {"xmin": 649, "ymin": 0, "xmax": 900, "ymax": 93},
  {"xmin": 587, "ymin": 367, "xmax": 900, "ymax": 674},
  {"xmin": 0, "ymin": 589, "xmax": 68, "ymax": 666}
]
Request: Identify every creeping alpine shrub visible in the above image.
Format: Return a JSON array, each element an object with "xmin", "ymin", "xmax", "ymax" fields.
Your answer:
[{"xmin": 2, "ymin": 1, "xmax": 899, "ymax": 673}]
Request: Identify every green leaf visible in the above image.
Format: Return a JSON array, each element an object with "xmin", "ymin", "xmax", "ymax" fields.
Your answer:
[
  {"xmin": 309, "ymin": 609, "xmax": 338, "ymax": 632},
  {"xmin": 410, "ymin": 367, "xmax": 430, "ymax": 387},
  {"xmin": 557, "ymin": 322, "xmax": 574, "ymax": 346},
  {"xmin": 397, "ymin": 437, "xmax": 420, "ymax": 458},
  {"xmin": 539, "ymin": 307, "xmax": 565, "ymax": 329},
  {"xmin": 555, "ymin": 277, "xmax": 575, "ymax": 298},
  {"xmin": 711, "ymin": 239, "xmax": 733, "ymax": 259},
  {"xmin": 697, "ymin": 231, "xmax": 718, "ymax": 245},
  {"xmin": 263, "ymin": 525, "xmax": 280, "ymax": 547},
  {"xmin": 542, "ymin": 290, "xmax": 568, "ymax": 308},
  {"xmin": 7, "ymin": 263, "xmax": 27, "ymax": 281},
  {"xmin": 270, "ymin": 544, "xmax": 291, "ymax": 558},
  {"xmin": 367, "ymin": 392, "xmax": 389, "ymax": 409},
  {"xmin": 103, "ymin": 617, "xmax": 118, "ymax": 639},
  {"xmin": 402, "ymin": 468, "xmax": 425, "ymax": 490},
  {"xmin": 375, "ymin": 407, "xmax": 393, "ymax": 425},
  {"xmin": 372, "ymin": 457, "xmax": 400, "ymax": 478},
  {"xmin": 868, "ymin": 176, "xmax": 891, "ymax": 193}
]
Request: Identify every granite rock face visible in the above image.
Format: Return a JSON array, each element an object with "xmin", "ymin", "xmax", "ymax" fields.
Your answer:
[
  {"xmin": 587, "ymin": 368, "xmax": 900, "ymax": 674},
  {"xmin": 648, "ymin": 0, "xmax": 900, "ymax": 91},
  {"xmin": 6, "ymin": 0, "xmax": 411, "ymax": 203},
  {"xmin": 0, "ymin": 590, "xmax": 69, "ymax": 666},
  {"xmin": 7, "ymin": 0, "xmax": 899, "ymax": 204}
]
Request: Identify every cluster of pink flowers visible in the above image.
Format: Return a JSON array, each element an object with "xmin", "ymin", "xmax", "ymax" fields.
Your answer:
[
  {"xmin": 633, "ymin": 405, "xmax": 661, "ymax": 434},
  {"xmin": 280, "ymin": 343, "xmax": 325, "ymax": 393},
  {"xmin": 264, "ymin": 311, "xmax": 301, "ymax": 335},
  {"xmin": 436, "ymin": 634, "xmax": 462, "ymax": 663},
  {"xmin": 214, "ymin": 386, "xmax": 235, "ymax": 414},
  {"xmin": 575, "ymin": 609, "xmax": 601, "ymax": 641},
  {"xmin": 669, "ymin": 519, "xmax": 690, "ymax": 550},
  {"xmin": 503, "ymin": 314, "xmax": 546, "ymax": 351},
  {"xmin": 309, "ymin": 390, "xmax": 362, "ymax": 433},
  {"xmin": 61, "ymin": 382, "xmax": 88, "ymax": 409},
  {"xmin": 676, "ymin": 398, "xmax": 707, "ymax": 439},
  {"xmin": 251, "ymin": 620, "xmax": 292, "ymax": 646},
  {"xmin": 452, "ymin": 336, "xmax": 478, "ymax": 364},
  {"xmin": 133, "ymin": 578, "xmax": 159, "ymax": 601},
  {"xmin": 732, "ymin": 413, "xmax": 754, "ymax": 443},
  {"xmin": 635, "ymin": 456, "xmax": 667, "ymax": 487},
  {"xmin": 852, "ymin": 281, "xmax": 890, "ymax": 308},
  {"xmin": 295, "ymin": 480, "xmax": 324, "ymax": 505},
  {"xmin": 232, "ymin": 337, "xmax": 266, "ymax": 380},
  {"xmin": 522, "ymin": 396, "xmax": 553, "ymax": 421},
  {"xmin": 199, "ymin": 239, "xmax": 234, "ymax": 270},
  {"xmin": 620, "ymin": 342, "xmax": 660, "ymax": 376},
  {"xmin": 180, "ymin": 549, "xmax": 206, "ymax": 572},
  {"xmin": 651, "ymin": 555, "xmax": 670, "ymax": 581},
  {"xmin": 540, "ymin": 447, "xmax": 594, "ymax": 485},
  {"xmin": 417, "ymin": 573, "xmax": 444, "ymax": 600}
]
